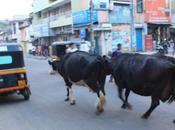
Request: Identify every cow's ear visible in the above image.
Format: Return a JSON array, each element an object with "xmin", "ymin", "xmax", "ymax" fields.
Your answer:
[{"xmin": 102, "ymin": 55, "xmax": 110, "ymax": 64}]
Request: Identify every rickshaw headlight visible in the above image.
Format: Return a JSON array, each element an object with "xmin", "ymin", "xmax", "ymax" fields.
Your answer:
[{"xmin": 20, "ymin": 74, "xmax": 25, "ymax": 79}]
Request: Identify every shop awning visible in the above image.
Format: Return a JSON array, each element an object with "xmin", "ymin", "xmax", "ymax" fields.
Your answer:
[
  {"xmin": 93, "ymin": 23, "xmax": 112, "ymax": 31},
  {"xmin": 170, "ymin": 24, "xmax": 175, "ymax": 29},
  {"xmin": 148, "ymin": 22, "xmax": 171, "ymax": 26}
]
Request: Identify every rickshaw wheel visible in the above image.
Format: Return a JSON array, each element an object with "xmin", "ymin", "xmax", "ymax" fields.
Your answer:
[{"xmin": 21, "ymin": 88, "xmax": 31, "ymax": 100}]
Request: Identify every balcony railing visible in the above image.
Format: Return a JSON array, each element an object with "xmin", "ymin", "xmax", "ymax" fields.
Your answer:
[
  {"xmin": 49, "ymin": 11, "xmax": 71, "ymax": 21},
  {"xmin": 33, "ymin": 17, "xmax": 49, "ymax": 25}
]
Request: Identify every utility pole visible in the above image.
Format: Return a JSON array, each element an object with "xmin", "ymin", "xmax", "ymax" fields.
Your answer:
[
  {"xmin": 130, "ymin": 0, "xmax": 134, "ymax": 51},
  {"xmin": 89, "ymin": 0, "xmax": 95, "ymax": 52}
]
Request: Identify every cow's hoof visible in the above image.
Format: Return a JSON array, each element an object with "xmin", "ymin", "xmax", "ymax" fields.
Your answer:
[
  {"xmin": 141, "ymin": 114, "xmax": 149, "ymax": 119},
  {"xmin": 126, "ymin": 103, "xmax": 132, "ymax": 110},
  {"xmin": 64, "ymin": 97, "xmax": 69, "ymax": 102},
  {"xmin": 109, "ymin": 80, "xmax": 113, "ymax": 83},
  {"xmin": 121, "ymin": 104, "xmax": 127, "ymax": 109},
  {"xmin": 70, "ymin": 100, "xmax": 76, "ymax": 105},
  {"xmin": 173, "ymin": 120, "xmax": 175, "ymax": 123},
  {"xmin": 96, "ymin": 106, "xmax": 104, "ymax": 113},
  {"xmin": 121, "ymin": 103, "xmax": 132, "ymax": 110}
]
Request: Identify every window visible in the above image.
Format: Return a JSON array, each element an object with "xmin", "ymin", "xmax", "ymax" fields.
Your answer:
[
  {"xmin": 49, "ymin": 0, "xmax": 56, "ymax": 3},
  {"xmin": 173, "ymin": 0, "xmax": 175, "ymax": 13},
  {"xmin": 0, "ymin": 46, "xmax": 7, "ymax": 52},
  {"xmin": 38, "ymin": 12, "xmax": 41, "ymax": 18},
  {"xmin": 137, "ymin": 0, "xmax": 143, "ymax": 13},
  {"xmin": 165, "ymin": 0, "xmax": 170, "ymax": 9},
  {"xmin": 0, "ymin": 56, "xmax": 12, "ymax": 65}
]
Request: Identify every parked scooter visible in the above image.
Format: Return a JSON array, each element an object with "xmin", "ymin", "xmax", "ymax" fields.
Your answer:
[{"xmin": 156, "ymin": 44, "xmax": 165, "ymax": 54}]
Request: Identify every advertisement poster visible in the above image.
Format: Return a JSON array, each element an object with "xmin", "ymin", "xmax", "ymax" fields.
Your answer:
[
  {"xmin": 112, "ymin": 31, "xmax": 130, "ymax": 50},
  {"xmin": 145, "ymin": 0, "xmax": 171, "ymax": 23},
  {"xmin": 72, "ymin": 9, "xmax": 98, "ymax": 25}
]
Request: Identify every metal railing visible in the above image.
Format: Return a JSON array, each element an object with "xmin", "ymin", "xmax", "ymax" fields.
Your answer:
[{"xmin": 49, "ymin": 11, "xmax": 71, "ymax": 21}]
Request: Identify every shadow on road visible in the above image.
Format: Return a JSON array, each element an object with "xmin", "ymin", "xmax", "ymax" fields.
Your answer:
[{"xmin": 0, "ymin": 95, "xmax": 26, "ymax": 105}]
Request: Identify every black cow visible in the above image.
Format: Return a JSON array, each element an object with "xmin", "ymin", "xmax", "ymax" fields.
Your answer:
[
  {"xmin": 48, "ymin": 51, "xmax": 109, "ymax": 113},
  {"xmin": 108, "ymin": 53, "xmax": 175, "ymax": 120}
]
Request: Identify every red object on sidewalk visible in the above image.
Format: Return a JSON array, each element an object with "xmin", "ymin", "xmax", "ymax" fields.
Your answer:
[{"xmin": 145, "ymin": 35, "xmax": 153, "ymax": 51}]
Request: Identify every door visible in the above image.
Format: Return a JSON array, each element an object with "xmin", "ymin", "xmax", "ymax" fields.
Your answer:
[
  {"xmin": 136, "ymin": 28, "xmax": 143, "ymax": 51},
  {"xmin": 94, "ymin": 36, "xmax": 100, "ymax": 55}
]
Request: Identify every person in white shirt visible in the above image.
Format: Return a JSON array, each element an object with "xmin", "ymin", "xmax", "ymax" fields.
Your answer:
[
  {"xmin": 79, "ymin": 40, "xmax": 91, "ymax": 52},
  {"xmin": 66, "ymin": 43, "xmax": 78, "ymax": 53}
]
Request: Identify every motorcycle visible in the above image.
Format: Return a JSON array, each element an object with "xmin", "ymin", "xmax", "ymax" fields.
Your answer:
[{"xmin": 156, "ymin": 44, "xmax": 165, "ymax": 54}]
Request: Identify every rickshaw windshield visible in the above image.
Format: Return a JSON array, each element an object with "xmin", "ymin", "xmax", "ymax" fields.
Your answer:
[
  {"xmin": 0, "ymin": 45, "xmax": 22, "ymax": 52},
  {"xmin": 0, "ymin": 44, "xmax": 24, "ymax": 70},
  {"xmin": 0, "ymin": 56, "xmax": 12, "ymax": 65}
]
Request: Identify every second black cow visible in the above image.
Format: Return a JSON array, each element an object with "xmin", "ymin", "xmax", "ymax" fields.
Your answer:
[
  {"xmin": 108, "ymin": 53, "xmax": 175, "ymax": 120},
  {"xmin": 49, "ymin": 51, "xmax": 109, "ymax": 113}
]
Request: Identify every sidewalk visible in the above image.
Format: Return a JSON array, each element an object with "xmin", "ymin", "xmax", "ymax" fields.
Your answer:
[
  {"xmin": 26, "ymin": 54, "xmax": 48, "ymax": 60},
  {"xmin": 138, "ymin": 51, "xmax": 175, "ymax": 57},
  {"xmin": 137, "ymin": 51, "xmax": 157, "ymax": 55}
]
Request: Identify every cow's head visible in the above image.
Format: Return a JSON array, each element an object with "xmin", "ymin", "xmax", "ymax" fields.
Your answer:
[
  {"xmin": 48, "ymin": 59, "xmax": 61, "ymax": 72},
  {"xmin": 102, "ymin": 55, "xmax": 112, "ymax": 75}
]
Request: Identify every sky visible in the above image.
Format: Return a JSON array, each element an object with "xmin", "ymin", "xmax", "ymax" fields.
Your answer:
[{"xmin": 0, "ymin": 0, "xmax": 33, "ymax": 20}]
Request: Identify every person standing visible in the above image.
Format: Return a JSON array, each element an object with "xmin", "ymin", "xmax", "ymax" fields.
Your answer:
[
  {"xmin": 111, "ymin": 43, "xmax": 122, "ymax": 58},
  {"xmin": 109, "ymin": 43, "xmax": 122, "ymax": 82},
  {"xmin": 66, "ymin": 43, "xmax": 78, "ymax": 53}
]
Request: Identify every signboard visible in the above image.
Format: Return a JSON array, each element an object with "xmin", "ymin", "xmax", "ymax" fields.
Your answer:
[
  {"xmin": 112, "ymin": 31, "xmax": 130, "ymax": 50},
  {"xmin": 145, "ymin": 35, "xmax": 153, "ymax": 51},
  {"xmin": 145, "ymin": 0, "xmax": 171, "ymax": 23},
  {"xmin": 109, "ymin": 4, "xmax": 131, "ymax": 24},
  {"xmin": 93, "ymin": 0, "xmax": 109, "ymax": 10},
  {"xmin": 72, "ymin": 9, "xmax": 98, "ymax": 26},
  {"xmin": 80, "ymin": 29, "xmax": 86, "ymax": 38}
]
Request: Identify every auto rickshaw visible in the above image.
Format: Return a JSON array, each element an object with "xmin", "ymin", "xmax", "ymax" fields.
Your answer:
[
  {"xmin": 48, "ymin": 41, "xmax": 91, "ymax": 74},
  {"xmin": 0, "ymin": 43, "xmax": 31, "ymax": 100}
]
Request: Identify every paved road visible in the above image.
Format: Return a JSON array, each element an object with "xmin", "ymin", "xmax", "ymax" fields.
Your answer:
[{"xmin": 0, "ymin": 58, "xmax": 175, "ymax": 130}]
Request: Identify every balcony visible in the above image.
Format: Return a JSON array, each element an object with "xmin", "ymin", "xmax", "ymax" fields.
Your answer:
[
  {"xmin": 33, "ymin": 17, "xmax": 49, "ymax": 25},
  {"xmin": 49, "ymin": 12, "xmax": 72, "ymax": 28},
  {"xmin": 32, "ymin": 17, "xmax": 50, "ymax": 37}
]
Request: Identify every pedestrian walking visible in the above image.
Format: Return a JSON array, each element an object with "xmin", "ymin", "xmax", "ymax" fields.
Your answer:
[{"xmin": 109, "ymin": 43, "xmax": 122, "ymax": 83}]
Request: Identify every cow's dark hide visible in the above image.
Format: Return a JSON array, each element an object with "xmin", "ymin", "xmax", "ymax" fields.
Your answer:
[
  {"xmin": 109, "ymin": 53, "xmax": 175, "ymax": 120},
  {"xmin": 49, "ymin": 51, "xmax": 109, "ymax": 113}
]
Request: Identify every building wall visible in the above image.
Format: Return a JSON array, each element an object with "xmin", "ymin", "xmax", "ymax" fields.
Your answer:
[
  {"xmin": 172, "ymin": 0, "xmax": 175, "ymax": 25},
  {"xmin": 110, "ymin": 2, "xmax": 131, "ymax": 51},
  {"xmin": 33, "ymin": 0, "xmax": 73, "ymax": 43},
  {"xmin": 49, "ymin": 2, "xmax": 72, "ymax": 28},
  {"xmin": 134, "ymin": 0, "xmax": 144, "ymax": 24},
  {"xmin": 33, "ymin": 0, "xmax": 50, "ymax": 13},
  {"xmin": 98, "ymin": 11, "xmax": 109, "ymax": 23},
  {"xmin": 71, "ymin": 0, "xmax": 89, "ymax": 11},
  {"xmin": 112, "ymin": 25, "xmax": 131, "ymax": 51},
  {"xmin": 33, "ymin": 0, "xmax": 65, "ymax": 13},
  {"xmin": 144, "ymin": 0, "xmax": 171, "ymax": 24},
  {"xmin": 109, "ymin": 3, "xmax": 131, "ymax": 24}
]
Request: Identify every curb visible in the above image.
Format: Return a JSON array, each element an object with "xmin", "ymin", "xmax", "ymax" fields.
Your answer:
[{"xmin": 25, "ymin": 55, "xmax": 48, "ymax": 60}]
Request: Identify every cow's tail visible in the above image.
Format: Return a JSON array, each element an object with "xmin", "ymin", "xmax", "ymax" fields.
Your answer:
[
  {"xmin": 168, "ymin": 96, "xmax": 175, "ymax": 103},
  {"xmin": 168, "ymin": 67, "xmax": 175, "ymax": 103}
]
